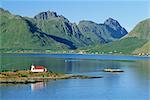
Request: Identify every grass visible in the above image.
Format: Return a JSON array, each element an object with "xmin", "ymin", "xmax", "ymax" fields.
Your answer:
[
  {"xmin": 0, "ymin": 8, "xmax": 149, "ymax": 55},
  {"xmin": 87, "ymin": 37, "xmax": 148, "ymax": 54}
]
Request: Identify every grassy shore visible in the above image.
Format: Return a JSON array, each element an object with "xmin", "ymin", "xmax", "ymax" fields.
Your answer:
[
  {"xmin": 0, "ymin": 49, "xmax": 149, "ymax": 57},
  {"xmin": 0, "ymin": 70, "xmax": 102, "ymax": 84}
]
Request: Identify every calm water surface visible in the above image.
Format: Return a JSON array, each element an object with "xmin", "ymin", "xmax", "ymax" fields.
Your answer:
[{"xmin": 0, "ymin": 54, "xmax": 150, "ymax": 100}]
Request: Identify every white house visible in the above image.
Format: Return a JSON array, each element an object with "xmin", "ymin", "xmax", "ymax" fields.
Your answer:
[{"xmin": 31, "ymin": 65, "xmax": 47, "ymax": 72}]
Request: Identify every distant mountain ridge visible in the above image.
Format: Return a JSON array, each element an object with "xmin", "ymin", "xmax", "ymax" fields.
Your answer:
[
  {"xmin": 34, "ymin": 11, "xmax": 68, "ymax": 21},
  {"xmin": 1, "ymin": 8, "xmax": 149, "ymax": 55},
  {"xmin": 0, "ymin": 8, "xmax": 128, "ymax": 51},
  {"xmin": 88, "ymin": 18, "xmax": 150, "ymax": 55},
  {"xmin": 33, "ymin": 10, "xmax": 128, "ymax": 44}
]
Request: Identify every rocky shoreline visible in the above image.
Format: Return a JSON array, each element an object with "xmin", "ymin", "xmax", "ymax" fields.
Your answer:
[{"xmin": 0, "ymin": 70, "xmax": 102, "ymax": 84}]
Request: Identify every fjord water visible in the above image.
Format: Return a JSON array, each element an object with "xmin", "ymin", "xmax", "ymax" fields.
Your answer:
[{"xmin": 0, "ymin": 54, "xmax": 150, "ymax": 100}]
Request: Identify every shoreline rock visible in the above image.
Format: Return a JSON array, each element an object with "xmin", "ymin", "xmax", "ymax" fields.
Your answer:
[
  {"xmin": 103, "ymin": 68, "xmax": 124, "ymax": 73},
  {"xmin": 0, "ymin": 71, "xmax": 102, "ymax": 84}
]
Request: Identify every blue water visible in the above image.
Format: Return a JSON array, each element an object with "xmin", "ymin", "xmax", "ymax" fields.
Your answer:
[
  {"xmin": 4, "ymin": 53, "xmax": 150, "ymax": 60},
  {"xmin": 0, "ymin": 54, "xmax": 150, "ymax": 100}
]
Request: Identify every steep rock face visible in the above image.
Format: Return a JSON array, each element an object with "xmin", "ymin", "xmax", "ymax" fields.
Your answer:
[
  {"xmin": 34, "ymin": 11, "xmax": 127, "ymax": 45},
  {"xmin": 33, "ymin": 11, "xmax": 92, "ymax": 46},
  {"xmin": 88, "ymin": 18, "xmax": 150, "ymax": 54},
  {"xmin": 104, "ymin": 18, "xmax": 127, "ymax": 38},
  {"xmin": 34, "ymin": 11, "xmax": 57, "ymax": 20},
  {"xmin": 78, "ymin": 18, "xmax": 128, "ymax": 43},
  {"xmin": 104, "ymin": 18, "xmax": 121, "ymax": 30},
  {"xmin": 78, "ymin": 20, "xmax": 110, "ymax": 43},
  {"xmin": 71, "ymin": 23, "xmax": 82, "ymax": 38},
  {"xmin": 34, "ymin": 11, "xmax": 68, "ymax": 21}
]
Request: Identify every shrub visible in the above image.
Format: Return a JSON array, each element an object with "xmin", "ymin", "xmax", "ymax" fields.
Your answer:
[{"xmin": 20, "ymin": 74, "xmax": 28, "ymax": 77}]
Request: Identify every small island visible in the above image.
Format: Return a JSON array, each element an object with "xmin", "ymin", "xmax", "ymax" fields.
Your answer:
[
  {"xmin": 103, "ymin": 68, "xmax": 124, "ymax": 73},
  {"xmin": 0, "ymin": 70, "xmax": 102, "ymax": 84}
]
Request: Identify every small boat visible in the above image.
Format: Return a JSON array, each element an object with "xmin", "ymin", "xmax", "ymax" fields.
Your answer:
[{"xmin": 103, "ymin": 68, "xmax": 124, "ymax": 72}]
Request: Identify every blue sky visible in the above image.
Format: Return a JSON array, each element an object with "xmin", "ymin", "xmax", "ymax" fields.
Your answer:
[{"xmin": 1, "ymin": 0, "xmax": 149, "ymax": 31}]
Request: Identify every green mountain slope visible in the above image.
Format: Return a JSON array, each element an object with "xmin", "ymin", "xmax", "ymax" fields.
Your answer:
[
  {"xmin": 78, "ymin": 20, "xmax": 114, "ymax": 44},
  {"xmin": 32, "ymin": 17, "xmax": 91, "ymax": 47},
  {"xmin": 133, "ymin": 40, "xmax": 150, "ymax": 53},
  {"xmin": 0, "ymin": 8, "xmax": 76, "ymax": 51},
  {"xmin": 3, "ymin": 8, "xmax": 149, "ymax": 55},
  {"xmin": 0, "ymin": 8, "xmax": 128, "ymax": 52},
  {"xmin": 78, "ymin": 18, "xmax": 127, "ymax": 44},
  {"xmin": 33, "ymin": 11, "xmax": 127, "ymax": 45},
  {"xmin": 88, "ymin": 37, "xmax": 147, "ymax": 54},
  {"xmin": 87, "ymin": 18, "xmax": 150, "ymax": 55},
  {"xmin": 127, "ymin": 18, "xmax": 150, "ymax": 40}
]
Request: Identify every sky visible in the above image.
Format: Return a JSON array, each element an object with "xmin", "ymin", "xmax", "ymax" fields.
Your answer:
[{"xmin": 0, "ymin": 0, "xmax": 150, "ymax": 31}]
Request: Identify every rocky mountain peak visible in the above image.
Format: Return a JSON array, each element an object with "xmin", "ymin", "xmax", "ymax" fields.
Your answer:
[
  {"xmin": 104, "ymin": 18, "xmax": 121, "ymax": 30},
  {"xmin": 34, "ymin": 11, "xmax": 58, "ymax": 20},
  {"xmin": 0, "ymin": 8, "xmax": 11, "ymax": 15},
  {"xmin": 104, "ymin": 18, "xmax": 128, "ymax": 38},
  {"xmin": 34, "ymin": 10, "xmax": 68, "ymax": 21}
]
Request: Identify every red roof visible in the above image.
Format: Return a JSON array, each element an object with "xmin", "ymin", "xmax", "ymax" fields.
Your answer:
[{"xmin": 34, "ymin": 66, "xmax": 45, "ymax": 69}]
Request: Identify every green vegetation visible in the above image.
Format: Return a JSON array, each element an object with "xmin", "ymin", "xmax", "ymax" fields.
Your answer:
[
  {"xmin": 0, "ymin": 8, "xmax": 127, "ymax": 52},
  {"xmin": 133, "ymin": 40, "xmax": 150, "ymax": 53},
  {"xmin": 19, "ymin": 74, "xmax": 28, "ymax": 77},
  {"xmin": 86, "ymin": 18, "xmax": 150, "ymax": 55},
  {"xmin": 127, "ymin": 18, "xmax": 150, "ymax": 40},
  {"xmin": 87, "ymin": 37, "xmax": 147, "ymax": 54},
  {"xmin": 0, "ymin": 70, "xmax": 102, "ymax": 83},
  {"xmin": 1, "ymin": 69, "xmax": 18, "ymax": 72},
  {"xmin": 0, "ymin": 8, "xmax": 149, "ymax": 55},
  {"xmin": 0, "ymin": 8, "xmax": 74, "ymax": 50},
  {"xmin": 78, "ymin": 20, "xmax": 117, "ymax": 43}
]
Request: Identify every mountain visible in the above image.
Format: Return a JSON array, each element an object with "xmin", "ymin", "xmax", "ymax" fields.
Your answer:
[
  {"xmin": 0, "ymin": 8, "xmax": 128, "ymax": 52},
  {"xmin": 133, "ymin": 40, "xmax": 150, "ymax": 54},
  {"xmin": 127, "ymin": 18, "xmax": 150, "ymax": 40},
  {"xmin": 33, "ymin": 11, "xmax": 127, "ymax": 45},
  {"xmin": 78, "ymin": 18, "xmax": 127, "ymax": 44},
  {"xmin": 126, "ymin": 18, "xmax": 150, "ymax": 54},
  {"xmin": 88, "ymin": 18, "xmax": 150, "ymax": 54},
  {"xmin": 32, "ymin": 11, "xmax": 92, "ymax": 47},
  {"xmin": 0, "ymin": 8, "xmax": 77, "ymax": 50}
]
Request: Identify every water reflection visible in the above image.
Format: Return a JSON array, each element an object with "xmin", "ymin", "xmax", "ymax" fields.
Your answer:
[
  {"xmin": 0, "ymin": 54, "xmax": 150, "ymax": 100},
  {"xmin": 31, "ymin": 82, "xmax": 47, "ymax": 91}
]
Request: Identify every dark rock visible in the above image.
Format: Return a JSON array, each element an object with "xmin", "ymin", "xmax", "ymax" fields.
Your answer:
[
  {"xmin": 104, "ymin": 18, "xmax": 121, "ymax": 30},
  {"xmin": 34, "ymin": 11, "xmax": 58, "ymax": 20},
  {"xmin": 104, "ymin": 18, "xmax": 128, "ymax": 38},
  {"xmin": 34, "ymin": 11, "xmax": 69, "ymax": 21},
  {"xmin": 76, "ymin": 18, "xmax": 127, "ymax": 42}
]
